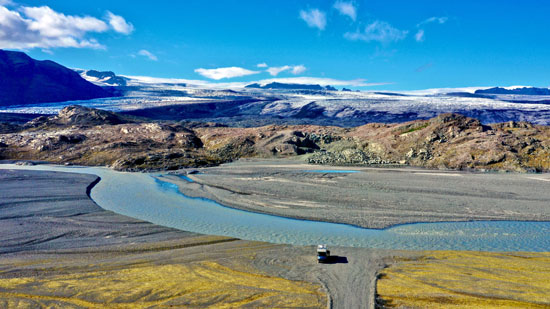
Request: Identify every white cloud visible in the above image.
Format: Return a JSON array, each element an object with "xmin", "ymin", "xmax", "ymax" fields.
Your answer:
[
  {"xmin": 0, "ymin": 4, "xmax": 133, "ymax": 50},
  {"xmin": 194, "ymin": 66, "xmax": 260, "ymax": 80},
  {"xmin": 415, "ymin": 29, "xmax": 424, "ymax": 42},
  {"xmin": 256, "ymin": 62, "xmax": 268, "ymax": 68},
  {"xmin": 267, "ymin": 65, "xmax": 291, "ymax": 76},
  {"xmin": 291, "ymin": 64, "xmax": 306, "ymax": 75},
  {"xmin": 299, "ymin": 8, "xmax": 326, "ymax": 30},
  {"xmin": 266, "ymin": 65, "xmax": 307, "ymax": 76},
  {"xmin": 0, "ymin": 0, "xmax": 14, "ymax": 5},
  {"xmin": 344, "ymin": 21, "xmax": 408, "ymax": 43},
  {"xmin": 417, "ymin": 16, "xmax": 448, "ymax": 27},
  {"xmin": 333, "ymin": 1, "xmax": 356, "ymax": 21},
  {"xmin": 22, "ymin": 6, "xmax": 107, "ymax": 38},
  {"xmin": 415, "ymin": 16, "xmax": 447, "ymax": 42},
  {"xmin": 106, "ymin": 11, "xmax": 134, "ymax": 34},
  {"xmin": 138, "ymin": 49, "xmax": 157, "ymax": 61}
]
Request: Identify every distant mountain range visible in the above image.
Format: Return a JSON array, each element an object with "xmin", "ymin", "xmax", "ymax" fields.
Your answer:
[
  {"xmin": 2, "ymin": 50, "xmax": 550, "ymax": 127},
  {"xmin": 245, "ymin": 82, "xmax": 337, "ymax": 91},
  {"xmin": 0, "ymin": 50, "xmax": 115, "ymax": 106},
  {"xmin": 475, "ymin": 87, "xmax": 550, "ymax": 96}
]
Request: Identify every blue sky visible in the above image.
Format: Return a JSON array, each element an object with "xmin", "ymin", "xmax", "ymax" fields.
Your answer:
[{"xmin": 2, "ymin": 0, "xmax": 550, "ymax": 90}]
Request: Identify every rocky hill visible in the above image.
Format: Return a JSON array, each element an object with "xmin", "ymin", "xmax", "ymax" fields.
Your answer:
[
  {"xmin": 1, "ymin": 106, "xmax": 549, "ymax": 172},
  {"xmin": 307, "ymin": 114, "xmax": 550, "ymax": 172},
  {"xmin": 24, "ymin": 105, "xmax": 135, "ymax": 129},
  {"xmin": 0, "ymin": 50, "xmax": 114, "ymax": 106}
]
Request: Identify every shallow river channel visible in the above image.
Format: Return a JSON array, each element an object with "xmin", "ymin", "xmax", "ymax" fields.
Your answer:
[{"xmin": 2, "ymin": 164, "xmax": 549, "ymax": 252}]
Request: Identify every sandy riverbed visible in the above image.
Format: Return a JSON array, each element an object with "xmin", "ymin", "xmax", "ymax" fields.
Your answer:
[{"xmin": 0, "ymin": 168, "xmax": 399, "ymax": 308}]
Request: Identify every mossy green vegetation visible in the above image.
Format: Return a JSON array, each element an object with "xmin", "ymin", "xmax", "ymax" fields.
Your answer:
[
  {"xmin": 377, "ymin": 251, "xmax": 550, "ymax": 308},
  {"xmin": 0, "ymin": 261, "xmax": 325, "ymax": 308}
]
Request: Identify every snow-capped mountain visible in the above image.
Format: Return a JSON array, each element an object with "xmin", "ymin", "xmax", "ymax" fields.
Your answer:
[{"xmin": 75, "ymin": 69, "xmax": 129, "ymax": 87}]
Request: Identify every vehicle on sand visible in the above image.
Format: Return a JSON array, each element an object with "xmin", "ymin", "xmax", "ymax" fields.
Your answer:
[{"xmin": 317, "ymin": 244, "xmax": 330, "ymax": 263}]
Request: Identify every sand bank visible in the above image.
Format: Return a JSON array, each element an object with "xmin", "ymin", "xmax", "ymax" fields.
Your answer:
[{"xmin": 168, "ymin": 159, "xmax": 550, "ymax": 229}]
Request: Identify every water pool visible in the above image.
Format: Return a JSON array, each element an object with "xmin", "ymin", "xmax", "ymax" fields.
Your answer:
[
  {"xmin": 2, "ymin": 164, "xmax": 549, "ymax": 252},
  {"xmin": 177, "ymin": 175, "xmax": 195, "ymax": 182}
]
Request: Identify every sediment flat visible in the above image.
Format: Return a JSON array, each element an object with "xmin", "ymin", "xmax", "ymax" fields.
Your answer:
[{"xmin": 166, "ymin": 158, "xmax": 550, "ymax": 229}]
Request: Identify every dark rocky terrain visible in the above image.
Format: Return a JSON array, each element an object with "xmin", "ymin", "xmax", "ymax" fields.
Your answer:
[
  {"xmin": 1, "ymin": 105, "xmax": 549, "ymax": 172},
  {"xmin": 0, "ymin": 50, "xmax": 115, "ymax": 106}
]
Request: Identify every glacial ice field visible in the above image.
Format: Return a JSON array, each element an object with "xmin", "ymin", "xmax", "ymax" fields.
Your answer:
[{"xmin": 2, "ymin": 79, "xmax": 550, "ymax": 125}]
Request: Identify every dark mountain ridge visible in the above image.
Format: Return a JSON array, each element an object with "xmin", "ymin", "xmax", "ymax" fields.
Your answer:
[
  {"xmin": 475, "ymin": 87, "xmax": 550, "ymax": 96},
  {"xmin": 0, "ymin": 50, "xmax": 115, "ymax": 106}
]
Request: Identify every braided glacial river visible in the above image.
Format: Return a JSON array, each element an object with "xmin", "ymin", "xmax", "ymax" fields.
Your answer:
[{"xmin": 3, "ymin": 164, "xmax": 550, "ymax": 252}]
